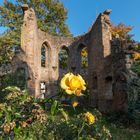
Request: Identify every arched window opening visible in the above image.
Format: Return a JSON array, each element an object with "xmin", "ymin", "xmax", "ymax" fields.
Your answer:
[
  {"xmin": 77, "ymin": 43, "xmax": 88, "ymax": 78},
  {"xmin": 40, "ymin": 81, "xmax": 46, "ymax": 99},
  {"xmin": 41, "ymin": 42, "xmax": 50, "ymax": 68},
  {"xmin": 41, "ymin": 46, "xmax": 46, "ymax": 67},
  {"xmin": 59, "ymin": 46, "xmax": 69, "ymax": 77},
  {"xmin": 81, "ymin": 47, "xmax": 88, "ymax": 69}
]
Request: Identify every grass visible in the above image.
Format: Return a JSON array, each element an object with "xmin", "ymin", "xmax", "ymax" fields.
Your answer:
[{"xmin": 107, "ymin": 123, "xmax": 140, "ymax": 140}]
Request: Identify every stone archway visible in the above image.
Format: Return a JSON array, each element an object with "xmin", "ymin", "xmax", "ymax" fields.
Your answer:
[
  {"xmin": 41, "ymin": 42, "xmax": 51, "ymax": 68},
  {"xmin": 37, "ymin": 41, "xmax": 52, "ymax": 98},
  {"xmin": 59, "ymin": 45, "xmax": 69, "ymax": 78},
  {"xmin": 77, "ymin": 43, "xmax": 88, "ymax": 79}
]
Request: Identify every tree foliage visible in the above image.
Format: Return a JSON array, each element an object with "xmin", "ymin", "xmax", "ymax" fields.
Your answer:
[
  {"xmin": 111, "ymin": 23, "xmax": 133, "ymax": 41},
  {"xmin": 0, "ymin": 0, "xmax": 70, "ymax": 65}
]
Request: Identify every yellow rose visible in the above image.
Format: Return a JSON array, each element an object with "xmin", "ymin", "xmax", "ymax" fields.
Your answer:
[
  {"xmin": 85, "ymin": 112, "xmax": 95, "ymax": 125},
  {"xmin": 72, "ymin": 101, "xmax": 79, "ymax": 107},
  {"xmin": 60, "ymin": 73, "xmax": 86, "ymax": 96}
]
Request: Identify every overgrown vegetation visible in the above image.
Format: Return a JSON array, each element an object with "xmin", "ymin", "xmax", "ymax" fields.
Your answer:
[
  {"xmin": 0, "ymin": 86, "xmax": 112, "ymax": 140},
  {"xmin": 128, "ymin": 77, "xmax": 140, "ymax": 126},
  {"xmin": 127, "ymin": 60, "xmax": 140, "ymax": 127}
]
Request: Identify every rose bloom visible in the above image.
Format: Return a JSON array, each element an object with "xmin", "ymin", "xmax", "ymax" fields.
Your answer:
[
  {"xmin": 85, "ymin": 112, "xmax": 95, "ymax": 125},
  {"xmin": 72, "ymin": 101, "xmax": 79, "ymax": 107},
  {"xmin": 60, "ymin": 73, "xmax": 86, "ymax": 96}
]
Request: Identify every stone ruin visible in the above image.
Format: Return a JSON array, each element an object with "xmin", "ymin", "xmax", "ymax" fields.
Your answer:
[{"xmin": 1, "ymin": 5, "xmax": 132, "ymax": 112}]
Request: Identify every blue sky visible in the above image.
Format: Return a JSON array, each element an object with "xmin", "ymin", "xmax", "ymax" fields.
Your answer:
[
  {"xmin": 0, "ymin": 0, "xmax": 139, "ymax": 41},
  {"xmin": 61, "ymin": 0, "xmax": 139, "ymax": 41}
]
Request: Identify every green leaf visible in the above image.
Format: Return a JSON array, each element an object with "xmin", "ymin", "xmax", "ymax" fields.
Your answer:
[
  {"xmin": 51, "ymin": 100, "xmax": 58, "ymax": 116},
  {"xmin": 59, "ymin": 108, "xmax": 69, "ymax": 121},
  {"xmin": 15, "ymin": 112, "xmax": 21, "ymax": 118}
]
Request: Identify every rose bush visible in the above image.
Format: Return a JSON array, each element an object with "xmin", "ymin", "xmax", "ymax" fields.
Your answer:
[{"xmin": 0, "ymin": 74, "xmax": 112, "ymax": 139}]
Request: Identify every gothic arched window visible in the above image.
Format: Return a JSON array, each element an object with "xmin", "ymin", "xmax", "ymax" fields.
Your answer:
[{"xmin": 41, "ymin": 46, "xmax": 46, "ymax": 67}]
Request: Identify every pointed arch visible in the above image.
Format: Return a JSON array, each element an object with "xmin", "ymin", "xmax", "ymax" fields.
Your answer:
[
  {"xmin": 41, "ymin": 41, "xmax": 51, "ymax": 67},
  {"xmin": 77, "ymin": 43, "xmax": 88, "ymax": 77},
  {"xmin": 59, "ymin": 45, "xmax": 69, "ymax": 77}
]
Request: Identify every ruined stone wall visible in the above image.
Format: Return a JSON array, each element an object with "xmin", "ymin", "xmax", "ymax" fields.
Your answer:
[
  {"xmin": 37, "ymin": 30, "xmax": 74, "ymax": 97},
  {"xmin": 111, "ymin": 39, "xmax": 128, "ymax": 111},
  {"xmin": 18, "ymin": 5, "xmax": 129, "ymax": 112},
  {"xmin": 21, "ymin": 6, "xmax": 40, "ymax": 96},
  {"xmin": 86, "ymin": 12, "xmax": 113, "ymax": 112}
]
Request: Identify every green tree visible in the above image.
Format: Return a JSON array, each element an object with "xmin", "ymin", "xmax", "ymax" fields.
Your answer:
[{"xmin": 0, "ymin": 0, "xmax": 70, "ymax": 65}]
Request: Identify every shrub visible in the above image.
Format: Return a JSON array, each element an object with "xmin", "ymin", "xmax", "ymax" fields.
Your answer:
[{"xmin": 0, "ymin": 86, "xmax": 47, "ymax": 139}]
